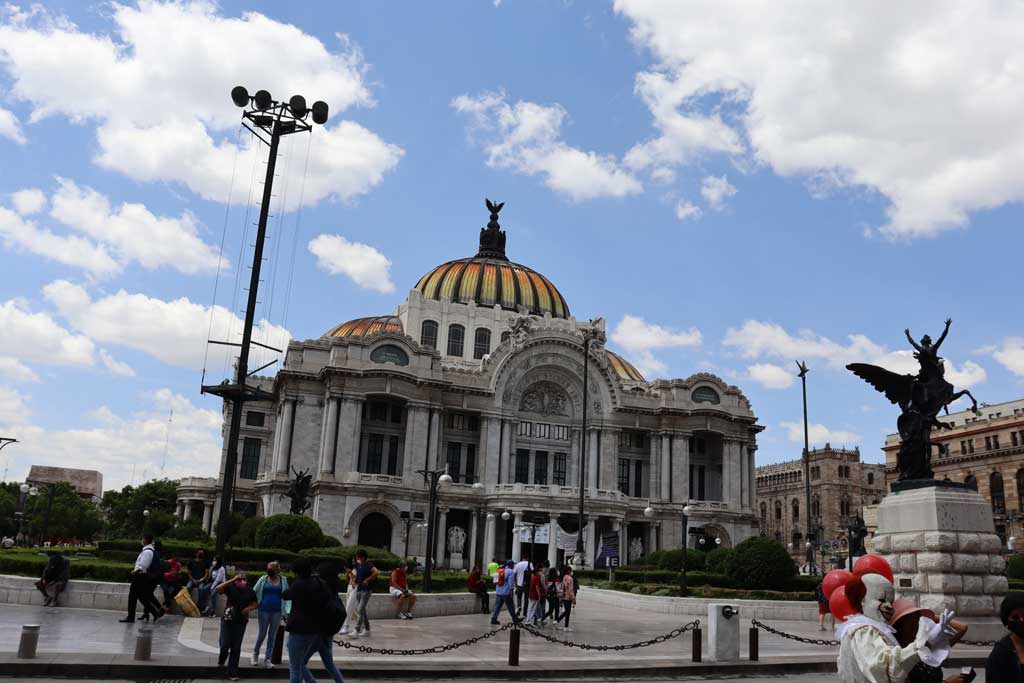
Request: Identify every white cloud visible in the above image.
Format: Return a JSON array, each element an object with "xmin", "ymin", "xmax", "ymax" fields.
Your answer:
[
  {"xmin": 308, "ymin": 234, "xmax": 395, "ymax": 294},
  {"xmin": 780, "ymin": 420, "xmax": 862, "ymax": 447},
  {"xmin": 0, "ymin": 388, "xmax": 223, "ymax": 491},
  {"xmin": 723, "ymin": 320, "xmax": 986, "ymax": 388},
  {"xmin": 674, "ymin": 200, "xmax": 702, "ymax": 221},
  {"xmin": 615, "ymin": 1, "xmax": 1024, "ymax": 237},
  {"xmin": 0, "ymin": 206, "xmax": 120, "ymax": 276},
  {"xmin": 993, "ymin": 338, "xmax": 1024, "ymax": 377},
  {"xmin": 42, "ymin": 280, "xmax": 291, "ymax": 370},
  {"xmin": 99, "ymin": 349, "xmax": 135, "ymax": 377},
  {"xmin": 49, "ymin": 178, "xmax": 222, "ymax": 274},
  {"xmin": 610, "ymin": 314, "xmax": 702, "ymax": 377},
  {"xmin": 452, "ymin": 91, "xmax": 643, "ymax": 201},
  {"xmin": 748, "ymin": 363, "xmax": 795, "ymax": 390},
  {"xmin": 10, "ymin": 188, "xmax": 45, "ymax": 215},
  {"xmin": 0, "ymin": 107, "xmax": 25, "ymax": 144},
  {"xmin": 700, "ymin": 175, "xmax": 737, "ymax": 210},
  {"xmin": 0, "ymin": 357, "xmax": 39, "ymax": 383},
  {"xmin": 0, "ymin": 297, "xmax": 95, "ymax": 367},
  {"xmin": 0, "ymin": 2, "xmax": 402, "ymax": 207}
]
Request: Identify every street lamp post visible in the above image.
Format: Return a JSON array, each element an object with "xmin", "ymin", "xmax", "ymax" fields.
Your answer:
[
  {"xmin": 796, "ymin": 361, "xmax": 813, "ymax": 558},
  {"xmin": 202, "ymin": 87, "xmax": 329, "ymax": 562},
  {"xmin": 418, "ymin": 467, "xmax": 453, "ymax": 593},
  {"xmin": 680, "ymin": 504, "xmax": 693, "ymax": 596},
  {"xmin": 574, "ymin": 323, "xmax": 601, "ymax": 568},
  {"xmin": 16, "ymin": 483, "xmax": 37, "ymax": 546}
]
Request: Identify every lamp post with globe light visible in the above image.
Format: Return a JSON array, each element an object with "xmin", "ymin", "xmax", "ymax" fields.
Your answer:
[
  {"xmin": 15, "ymin": 482, "xmax": 38, "ymax": 546},
  {"xmin": 646, "ymin": 504, "xmax": 695, "ymax": 596},
  {"xmin": 418, "ymin": 466, "xmax": 453, "ymax": 593}
]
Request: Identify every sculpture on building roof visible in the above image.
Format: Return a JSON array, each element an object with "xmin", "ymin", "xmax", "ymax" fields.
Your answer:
[
  {"xmin": 847, "ymin": 319, "xmax": 979, "ymax": 486},
  {"xmin": 281, "ymin": 466, "xmax": 312, "ymax": 515},
  {"xmin": 477, "ymin": 198, "xmax": 507, "ymax": 259}
]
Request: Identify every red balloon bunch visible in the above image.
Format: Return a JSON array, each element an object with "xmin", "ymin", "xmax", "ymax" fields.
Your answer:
[
  {"xmin": 820, "ymin": 556, "xmax": 895, "ymax": 622},
  {"xmin": 853, "ymin": 554, "xmax": 894, "ymax": 584}
]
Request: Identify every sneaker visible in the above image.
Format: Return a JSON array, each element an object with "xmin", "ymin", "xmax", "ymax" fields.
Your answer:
[
  {"xmin": 250, "ymin": 654, "xmax": 259, "ymax": 667},
  {"xmin": 404, "ymin": 612, "xmax": 414, "ymax": 620},
  {"xmin": 352, "ymin": 630, "xmax": 363, "ymax": 638},
  {"xmin": 399, "ymin": 613, "xmax": 409, "ymax": 620},
  {"xmin": 264, "ymin": 660, "xmax": 273, "ymax": 669},
  {"xmin": 564, "ymin": 626, "xmax": 574, "ymax": 632},
  {"xmin": 490, "ymin": 620, "xmax": 499, "ymax": 626},
  {"xmin": 339, "ymin": 626, "xmax": 350, "ymax": 635}
]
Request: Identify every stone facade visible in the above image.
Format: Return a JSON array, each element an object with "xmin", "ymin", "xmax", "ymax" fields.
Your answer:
[
  {"xmin": 26, "ymin": 465, "xmax": 103, "ymax": 499},
  {"xmin": 755, "ymin": 445, "xmax": 885, "ymax": 568},
  {"xmin": 883, "ymin": 397, "xmax": 1024, "ymax": 548},
  {"xmin": 178, "ymin": 213, "xmax": 763, "ymax": 569}
]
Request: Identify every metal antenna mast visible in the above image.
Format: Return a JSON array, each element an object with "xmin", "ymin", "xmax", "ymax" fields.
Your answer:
[{"xmin": 202, "ymin": 87, "xmax": 329, "ymax": 560}]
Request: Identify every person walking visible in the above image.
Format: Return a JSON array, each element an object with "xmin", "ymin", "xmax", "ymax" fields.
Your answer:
[
  {"xmin": 283, "ymin": 558, "xmax": 330, "ymax": 683},
  {"xmin": 251, "ymin": 561, "xmax": 289, "ymax": 669},
  {"xmin": 525, "ymin": 565, "xmax": 544, "ymax": 625},
  {"xmin": 35, "ymin": 551, "xmax": 70, "ymax": 607},
  {"xmin": 467, "ymin": 565, "xmax": 489, "ymax": 614},
  {"xmin": 389, "ymin": 560, "xmax": 417, "ymax": 619},
  {"xmin": 338, "ymin": 565, "xmax": 359, "ymax": 636},
  {"xmin": 216, "ymin": 572, "xmax": 258, "ymax": 682},
  {"xmin": 351, "ymin": 549, "xmax": 379, "ymax": 638},
  {"xmin": 204, "ymin": 556, "xmax": 226, "ymax": 617},
  {"xmin": 490, "ymin": 560, "xmax": 518, "ymax": 625},
  {"xmin": 120, "ymin": 533, "xmax": 164, "ymax": 623},
  {"xmin": 513, "ymin": 555, "xmax": 531, "ymax": 617},
  {"xmin": 486, "ymin": 558, "xmax": 499, "ymax": 579},
  {"xmin": 816, "ymin": 580, "xmax": 834, "ymax": 631},
  {"xmin": 543, "ymin": 566, "xmax": 561, "ymax": 626},
  {"xmin": 558, "ymin": 565, "xmax": 576, "ymax": 632},
  {"xmin": 297, "ymin": 561, "xmax": 347, "ymax": 683}
]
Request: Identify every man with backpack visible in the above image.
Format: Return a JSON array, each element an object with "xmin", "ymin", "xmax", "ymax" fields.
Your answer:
[
  {"xmin": 490, "ymin": 560, "xmax": 519, "ymax": 625},
  {"xmin": 119, "ymin": 533, "xmax": 164, "ymax": 623},
  {"xmin": 513, "ymin": 555, "xmax": 532, "ymax": 617},
  {"xmin": 283, "ymin": 558, "xmax": 334, "ymax": 683}
]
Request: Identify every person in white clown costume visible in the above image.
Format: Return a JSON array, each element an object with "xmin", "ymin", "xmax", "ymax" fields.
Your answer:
[{"xmin": 835, "ymin": 564, "xmax": 957, "ymax": 683}]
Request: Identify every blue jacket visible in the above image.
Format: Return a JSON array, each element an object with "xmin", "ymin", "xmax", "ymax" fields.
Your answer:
[{"xmin": 253, "ymin": 574, "xmax": 290, "ymax": 616}]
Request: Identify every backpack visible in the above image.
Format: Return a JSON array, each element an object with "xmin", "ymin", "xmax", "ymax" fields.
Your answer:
[
  {"xmin": 145, "ymin": 548, "xmax": 163, "ymax": 580},
  {"xmin": 497, "ymin": 568, "xmax": 507, "ymax": 586},
  {"xmin": 315, "ymin": 579, "xmax": 347, "ymax": 636},
  {"xmin": 546, "ymin": 581, "xmax": 559, "ymax": 599}
]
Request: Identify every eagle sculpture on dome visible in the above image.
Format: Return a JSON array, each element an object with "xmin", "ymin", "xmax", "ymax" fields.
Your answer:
[{"xmin": 478, "ymin": 198, "xmax": 507, "ymax": 259}]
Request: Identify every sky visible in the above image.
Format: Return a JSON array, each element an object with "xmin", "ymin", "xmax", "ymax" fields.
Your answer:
[{"xmin": 0, "ymin": 1, "xmax": 1022, "ymax": 492}]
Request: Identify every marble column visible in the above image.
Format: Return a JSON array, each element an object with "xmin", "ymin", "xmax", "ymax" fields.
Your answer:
[
  {"xmin": 484, "ymin": 513, "xmax": 496, "ymax": 566},
  {"xmin": 275, "ymin": 399, "xmax": 295, "ymax": 474},
  {"xmin": 647, "ymin": 522, "xmax": 658, "ymax": 555},
  {"xmin": 547, "ymin": 516, "xmax": 558, "ymax": 569},
  {"xmin": 585, "ymin": 518, "xmax": 596, "ymax": 566},
  {"xmin": 511, "ymin": 512, "xmax": 522, "ymax": 561},
  {"xmin": 182, "ymin": 502, "xmax": 193, "ymax": 522},
  {"xmin": 482, "ymin": 416, "xmax": 501, "ymax": 485},
  {"xmin": 748, "ymin": 447, "xmax": 757, "ymax": 510},
  {"xmin": 469, "ymin": 513, "xmax": 479, "ymax": 569},
  {"xmin": 617, "ymin": 520, "xmax": 627, "ymax": 568},
  {"xmin": 738, "ymin": 439, "xmax": 747, "ymax": 510},
  {"xmin": 569, "ymin": 428, "xmax": 582, "ymax": 490},
  {"xmin": 600, "ymin": 429, "xmax": 619, "ymax": 492},
  {"xmin": 176, "ymin": 502, "xmax": 185, "ymax": 520},
  {"xmin": 202, "ymin": 502, "xmax": 213, "ymax": 533},
  {"xmin": 648, "ymin": 434, "xmax": 660, "ymax": 503},
  {"xmin": 672, "ymin": 433, "xmax": 690, "ymax": 503},
  {"xmin": 660, "ymin": 433, "xmax": 671, "ymax": 501},
  {"xmin": 319, "ymin": 396, "xmax": 340, "ymax": 474},
  {"xmin": 500, "ymin": 419, "xmax": 513, "ymax": 484},
  {"xmin": 404, "ymin": 405, "xmax": 428, "ymax": 481},
  {"xmin": 435, "ymin": 508, "xmax": 448, "ymax": 568},
  {"xmin": 428, "ymin": 409, "xmax": 441, "ymax": 470},
  {"xmin": 587, "ymin": 428, "xmax": 599, "ymax": 490},
  {"xmin": 349, "ymin": 398, "xmax": 364, "ymax": 471}
]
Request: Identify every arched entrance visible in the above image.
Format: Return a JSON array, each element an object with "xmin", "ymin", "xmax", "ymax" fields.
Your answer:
[{"xmin": 358, "ymin": 512, "xmax": 393, "ymax": 550}]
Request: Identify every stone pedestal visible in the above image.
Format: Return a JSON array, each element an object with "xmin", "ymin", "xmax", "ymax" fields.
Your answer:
[
  {"xmin": 449, "ymin": 553, "xmax": 464, "ymax": 571},
  {"xmin": 873, "ymin": 485, "xmax": 1006, "ymax": 640},
  {"xmin": 708, "ymin": 604, "xmax": 740, "ymax": 662}
]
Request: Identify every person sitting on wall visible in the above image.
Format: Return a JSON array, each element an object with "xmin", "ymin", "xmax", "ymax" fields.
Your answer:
[
  {"xmin": 35, "ymin": 551, "xmax": 70, "ymax": 607},
  {"xmin": 389, "ymin": 560, "xmax": 417, "ymax": 620}
]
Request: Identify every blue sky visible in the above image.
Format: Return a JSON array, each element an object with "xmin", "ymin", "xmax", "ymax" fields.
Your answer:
[{"xmin": 0, "ymin": 1, "xmax": 1021, "ymax": 491}]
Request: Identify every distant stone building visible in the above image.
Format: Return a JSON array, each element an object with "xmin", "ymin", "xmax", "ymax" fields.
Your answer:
[
  {"xmin": 26, "ymin": 465, "xmax": 103, "ymax": 499},
  {"xmin": 755, "ymin": 445, "xmax": 886, "ymax": 566},
  {"xmin": 883, "ymin": 397, "xmax": 1024, "ymax": 548}
]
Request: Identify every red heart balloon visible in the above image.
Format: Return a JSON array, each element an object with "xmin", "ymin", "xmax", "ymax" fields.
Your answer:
[
  {"xmin": 853, "ymin": 554, "xmax": 894, "ymax": 584},
  {"xmin": 829, "ymin": 584, "xmax": 856, "ymax": 622},
  {"xmin": 822, "ymin": 569, "xmax": 853, "ymax": 600}
]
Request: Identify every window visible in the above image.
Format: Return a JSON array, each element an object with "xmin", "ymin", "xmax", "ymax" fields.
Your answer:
[
  {"xmin": 240, "ymin": 437, "xmax": 261, "ymax": 479},
  {"xmin": 838, "ymin": 465, "xmax": 845, "ymax": 478},
  {"xmin": 553, "ymin": 425, "xmax": 570, "ymax": 440},
  {"xmin": 811, "ymin": 497, "xmax": 821, "ymax": 517},
  {"xmin": 515, "ymin": 449, "xmax": 530, "ymax": 484},
  {"xmin": 634, "ymin": 460, "xmax": 644, "ymax": 498},
  {"xmin": 760, "ymin": 502, "xmax": 767, "ymax": 522},
  {"xmin": 692, "ymin": 386, "xmax": 720, "ymax": 404},
  {"xmin": 620, "ymin": 432, "xmax": 648, "ymax": 450},
  {"xmin": 446, "ymin": 442, "xmax": 462, "ymax": 483},
  {"xmin": 553, "ymin": 453, "xmax": 567, "ymax": 486},
  {"xmin": 840, "ymin": 499, "xmax": 851, "ymax": 516},
  {"xmin": 792, "ymin": 498, "xmax": 800, "ymax": 521},
  {"xmin": 420, "ymin": 320, "xmax": 438, "ymax": 349},
  {"xmin": 474, "ymin": 328, "xmax": 491, "ymax": 359},
  {"xmin": 986, "ymin": 436, "xmax": 993, "ymax": 450},
  {"xmin": 370, "ymin": 344, "xmax": 409, "ymax": 366},
  {"xmin": 390, "ymin": 404, "xmax": 404, "ymax": 424},
  {"xmin": 1016, "ymin": 469, "xmax": 1024, "ymax": 510},
  {"xmin": 774, "ymin": 500, "xmax": 782, "ymax": 520},
  {"xmin": 446, "ymin": 412, "xmax": 480, "ymax": 432},
  {"xmin": 368, "ymin": 402, "xmax": 388, "ymax": 422},
  {"xmin": 691, "ymin": 436, "xmax": 707, "ymax": 456},
  {"xmin": 1013, "ymin": 432, "xmax": 1020, "ymax": 447},
  {"xmin": 366, "ymin": 434, "xmax": 384, "ymax": 474},
  {"xmin": 993, "ymin": 435, "xmax": 1001, "ymax": 449},
  {"xmin": 867, "ymin": 472, "xmax": 874, "ymax": 485},
  {"xmin": 618, "ymin": 459, "xmax": 630, "ymax": 495},
  {"xmin": 518, "ymin": 422, "xmax": 532, "ymax": 437},
  {"xmin": 968, "ymin": 439, "xmax": 975, "ymax": 454},
  {"xmin": 534, "ymin": 451, "xmax": 548, "ymax": 485},
  {"xmin": 965, "ymin": 474, "xmax": 978, "ymax": 491},
  {"xmin": 387, "ymin": 436, "xmax": 399, "ymax": 476},
  {"xmin": 991, "ymin": 471, "xmax": 1006, "ymax": 514},
  {"xmin": 535, "ymin": 423, "xmax": 550, "ymax": 439},
  {"xmin": 465, "ymin": 444, "xmax": 477, "ymax": 484},
  {"xmin": 447, "ymin": 324, "xmax": 465, "ymax": 357},
  {"xmin": 245, "ymin": 411, "xmax": 265, "ymax": 427}
]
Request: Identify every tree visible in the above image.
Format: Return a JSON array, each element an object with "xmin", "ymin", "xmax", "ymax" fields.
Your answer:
[
  {"xmin": 255, "ymin": 514, "xmax": 324, "ymax": 552},
  {"xmin": 100, "ymin": 478, "xmax": 179, "ymax": 538},
  {"xmin": 21, "ymin": 482, "xmax": 104, "ymax": 541},
  {"xmin": 0, "ymin": 483, "xmax": 19, "ymax": 538},
  {"xmin": 727, "ymin": 537, "xmax": 797, "ymax": 590}
]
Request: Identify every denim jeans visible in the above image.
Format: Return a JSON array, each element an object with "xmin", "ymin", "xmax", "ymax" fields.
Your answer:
[
  {"xmin": 253, "ymin": 609, "xmax": 282, "ymax": 661},
  {"xmin": 218, "ymin": 617, "xmax": 248, "ymax": 678},
  {"xmin": 287, "ymin": 632, "xmax": 319, "ymax": 683},
  {"xmin": 188, "ymin": 580, "xmax": 212, "ymax": 613},
  {"xmin": 354, "ymin": 590, "xmax": 371, "ymax": 632},
  {"xmin": 490, "ymin": 593, "xmax": 517, "ymax": 624},
  {"xmin": 302, "ymin": 635, "xmax": 345, "ymax": 683}
]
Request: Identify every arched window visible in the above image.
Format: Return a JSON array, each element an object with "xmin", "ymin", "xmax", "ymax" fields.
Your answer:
[
  {"xmin": 991, "ymin": 471, "xmax": 1006, "ymax": 514},
  {"xmin": 774, "ymin": 500, "xmax": 782, "ymax": 521},
  {"xmin": 759, "ymin": 502, "xmax": 767, "ymax": 522},
  {"xmin": 1016, "ymin": 469, "xmax": 1024, "ymax": 510},
  {"xmin": 811, "ymin": 496, "xmax": 821, "ymax": 517},
  {"xmin": 420, "ymin": 320, "xmax": 438, "ymax": 349},
  {"xmin": 792, "ymin": 498, "xmax": 799, "ymax": 521},
  {"xmin": 867, "ymin": 472, "xmax": 874, "ymax": 485},
  {"xmin": 965, "ymin": 474, "xmax": 978, "ymax": 491},
  {"xmin": 446, "ymin": 324, "xmax": 464, "ymax": 357},
  {"xmin": 692, "ymin": 386, "xmax": 720, "ymax": 404},
  {"xmin": 838, "ymin": 465, "xmax": 845, "ymax": 478},
  {"xmin": 473, "ymin": 328, "xmax": 491, "ymax": 359}
]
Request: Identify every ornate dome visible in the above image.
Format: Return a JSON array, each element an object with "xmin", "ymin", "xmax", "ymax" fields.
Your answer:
[
  {"xmin": 323, "ymin": 315, "xmax": 403, "ymax": 339},
  {"xmin": 606, "ymin": 350, "xmax": 646, "ymax": 382},
  {"xmin": 412, "ymin": 200, "xmax": 570, "ymax": 319}
]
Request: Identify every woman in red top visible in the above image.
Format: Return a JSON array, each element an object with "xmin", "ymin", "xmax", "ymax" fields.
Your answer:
[
  {"xmin": 526, "ymin": 566, "xmax": 545, "ymax": 625},
  {"xmin": 467, "ymin": 565, "xmax": 489, "ymax": 613}
]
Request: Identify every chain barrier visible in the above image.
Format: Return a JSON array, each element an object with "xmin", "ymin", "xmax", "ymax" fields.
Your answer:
[
  {"xmin": 960, "ymin": 639, "xmax": 997, "ymax": 647},
  {"xmin": 521, "ymin": 619, "xmax": 701, "ymax": 651},
  {"xmin": 751, "ymin": 618, "xmax": 839, "ymax": 647},
  {"xmin": 334, "ymin": 622, "xmax": 514, "ymax": 655}
]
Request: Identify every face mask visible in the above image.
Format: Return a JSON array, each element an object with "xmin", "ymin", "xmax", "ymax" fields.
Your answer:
[
  {"xmin": 237, "ymin": 580, "xmax": 247, "ymax": 589},
  {"xmin": 1008, "ymin": 621, "xmax": 1024, "ymax": 637}
]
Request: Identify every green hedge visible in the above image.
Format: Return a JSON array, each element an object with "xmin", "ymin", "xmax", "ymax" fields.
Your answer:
[
  {"xmin": 0, "ymin": 553, "xmax": 134, "ymax": 583},
  {"xmin": 591, "ymin": 579, "xmax": 814, "ymax": 602},
  {"xmin": 705, "ymin": 548, "xmax": 736, "ymax": 575},
  {"xmin": 97, "ymin": 540, "xmax": 300, "ymax": 563},
  {"xmin": 576, "ymin": 569, "xmax": 734, "ymax": 588},
  {"xmin": 255, "ymin": 515, "xmax": 324, "ymax": 552},
  {"xmin": 633, "ymin": 548, "xmax": 707, "ymax": 572},
  {"xmin": 1009, "ymin": 556, "xmax": 1024, "ymax": 580},
  {"xmin": 299, "ymin": 545, "xmax": 402, "ymax": 570},
  {"xmin": 728, "ymin": 537, "xmax": 796, "ymax": 590}
]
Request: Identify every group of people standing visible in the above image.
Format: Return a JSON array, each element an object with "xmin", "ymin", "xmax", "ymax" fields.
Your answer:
[{"xmin": 487, "ymin": 555, "xmax": 577, "ymax": 631}]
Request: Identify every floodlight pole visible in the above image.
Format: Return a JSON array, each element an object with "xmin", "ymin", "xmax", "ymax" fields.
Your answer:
[{"xmin": 797, "ymin": 361, "xmax": 813, "ymax": 570}]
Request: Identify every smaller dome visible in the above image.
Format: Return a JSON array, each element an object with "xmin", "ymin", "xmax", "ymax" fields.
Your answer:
[
  {"xmin": 323, "ymin": 315, "xmax": 403, "ymax": 339},
  {"xmin": 607, "ymin": 350, "xmax": 645, "ymax": 382}
]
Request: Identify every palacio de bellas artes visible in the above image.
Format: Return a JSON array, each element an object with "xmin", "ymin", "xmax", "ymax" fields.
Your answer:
[{"xmin": 178, "ymin": 203, "xmax": 762, "ymax": 570}]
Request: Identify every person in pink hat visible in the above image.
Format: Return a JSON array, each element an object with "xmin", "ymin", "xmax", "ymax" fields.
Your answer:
[{"xmin": 890, "ymin": 598, "xmax": 969, "ymax": 683}]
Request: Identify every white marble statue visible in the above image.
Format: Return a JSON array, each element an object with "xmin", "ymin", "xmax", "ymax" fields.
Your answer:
[
  {"xmin": 628, "ymin": 537, "xmax": 644, "ymax": 563},
  {"xmin": 447, "ymin": 525, "xmax": 467, "ymax": 555}
]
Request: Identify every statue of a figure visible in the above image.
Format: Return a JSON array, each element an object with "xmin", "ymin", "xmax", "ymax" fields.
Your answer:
[
  {"xmin": 847, "ymin": 319, "xmax": 978, "ymax": 485},
  {"xmin": 628, "ymin": 537, "xmax": 644, "ymax": 563},
  {"xmin": 507, "ymin": 314, "xmax": 533, "ymax": 349},
  {"xmin": 281, "ymin": 466, "xmax": 312, "ymax": 515},
  {"xmin": 447, "ymin": 525, "xmax": 467, "ymax": 555},
  {"xmin": 849, "ymin": 516, "xmax": 868, "ymax": 557}
]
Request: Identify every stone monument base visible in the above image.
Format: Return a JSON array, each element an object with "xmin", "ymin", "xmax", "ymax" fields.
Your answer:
[
  {"xmin": 449, "ymin": 553, "xmax": 464, "ymax": 571},
  {"xmin": 873, "ymin": 484, "xmax": 1007, "ymax": 641}
]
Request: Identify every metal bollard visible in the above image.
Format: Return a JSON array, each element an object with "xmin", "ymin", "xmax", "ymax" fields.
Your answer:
[
  {"xmin": 749, "ymin": 626, "xmax": 759, "ymax": 661},
  {"xmin": 17, "ymin": 624, "xmax": 40, "ymax": 659},
  {"xmin": 508, "ymin": 625, "xmax": 520, "ymax": 666},
  {"xmin": 691, "ymin": 627, "xmax": 702, "ymax": 663},
  {"xmin": 134, "ymin": 625, "xmax": 153, "ymax": 661},
  {"xmin": 272, "ymin": 623, "xmax": 284, "ymax": 664}
]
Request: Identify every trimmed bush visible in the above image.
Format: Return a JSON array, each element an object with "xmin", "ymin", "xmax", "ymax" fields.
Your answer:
[
  {"xmin": 705, "ymin": 547, "xmax": 736, "ymax": 576},
  {"xmin": 299, "ymin": 545, "xmax": 402, "ymax": 570},
  {"xmin": 728, "ymin": 537, "xmax": 797, "ymax": 590},
  {"xmin": 321, "ymin": 535, "xmax": 342, "ymax": 547},
  {"xmin": 230, "ymin": 516, "xmax": 263, "ymax": 547},
  {"xmin": 167, "ymin": 521, "xmax": 210, "ymax": 542},
  {"xmin": 634, "ymin": 548, "xmax": 706, "ymax": 572},
  {"xmin": 790, "ymin": 574, "xmax": 823, "ymax": 592},
  {"xmin": 255, "ymin": 515, "xmax": 324, "ymax": 552},
  {"xmin": 1009, "ymin": 556, "xmax": 1024, "ymax": 580}
]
